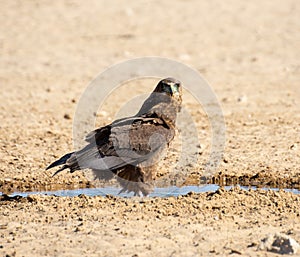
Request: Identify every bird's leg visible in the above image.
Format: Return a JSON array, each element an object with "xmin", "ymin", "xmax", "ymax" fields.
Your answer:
[{"xmin": 116, "ymin": 165, "xmax": 153, "ymax": 196}]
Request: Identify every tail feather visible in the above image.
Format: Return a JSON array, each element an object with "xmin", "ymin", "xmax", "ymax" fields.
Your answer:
[
  {"xmin": 51, "ymin": 165, "xmax": 69, "ymax": 177},
  {"xmin": 46, "ymin": 152, "xmax": 74, "ymax": 170}
]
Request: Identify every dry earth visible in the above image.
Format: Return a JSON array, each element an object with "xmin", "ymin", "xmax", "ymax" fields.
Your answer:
[{"xmin": 0, "ymin": 0, "xmax": 299, "ymax": 256}]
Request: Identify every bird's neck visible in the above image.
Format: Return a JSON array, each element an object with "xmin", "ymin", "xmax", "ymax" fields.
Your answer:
[
  {"xmin": 146, "ymin": 102, "xmax": 178, "ymax": 128},
  {"xmin": 136, "ymin": 92, "xmax": 181, "ymax": 128}
]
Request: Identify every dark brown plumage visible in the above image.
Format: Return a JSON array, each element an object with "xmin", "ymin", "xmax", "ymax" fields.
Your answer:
[{"xmin": 46, "ymin": 78, "xmax": 182, "ymax": 196}]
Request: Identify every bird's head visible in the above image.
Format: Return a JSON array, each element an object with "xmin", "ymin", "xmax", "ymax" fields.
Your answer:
[
  {"xmin": 154, "ymin": 78, "xmax": 182, "ymax": 96},
  {"xmin": 153, "ymin": 78, "xmax": 182, "ymax": 107},
  {"xmin": 136, "ymin": 77, "xmax": 182, "ymax": 119}
]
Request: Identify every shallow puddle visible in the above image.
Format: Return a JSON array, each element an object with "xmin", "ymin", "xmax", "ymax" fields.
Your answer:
[{"xmin": 1, "ymin": 184, "xmax": 300, "ymax": 197}]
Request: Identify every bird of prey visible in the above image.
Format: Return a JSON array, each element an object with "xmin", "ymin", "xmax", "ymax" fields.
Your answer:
[{"xmin": 46, "ymin": 78, "xmax": 182, "ymax": 196}]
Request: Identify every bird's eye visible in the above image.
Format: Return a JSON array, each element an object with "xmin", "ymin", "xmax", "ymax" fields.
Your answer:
[{"xmin": 163, "ymin": 84, "xmax": 172, "ymax": 94}]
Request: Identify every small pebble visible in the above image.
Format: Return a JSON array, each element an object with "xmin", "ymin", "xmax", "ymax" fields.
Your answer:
[
  {"xmin": 64, "ymin": 114, "xmax": 71, "ymax": 120},
  {"xmin": 237, "ymin": 95, "xmax": 247, "ymax": 103}
]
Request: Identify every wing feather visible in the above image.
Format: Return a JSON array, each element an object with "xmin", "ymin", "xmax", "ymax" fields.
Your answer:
[{"xmin": 74, "ymin": 115, "xmax": 174, "ymax": 171}]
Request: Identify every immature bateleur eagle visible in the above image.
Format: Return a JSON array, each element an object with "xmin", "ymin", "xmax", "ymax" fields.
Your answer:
[{"xmin": 46, "ymin": 78, "xmax": 182, "ymax": 196}]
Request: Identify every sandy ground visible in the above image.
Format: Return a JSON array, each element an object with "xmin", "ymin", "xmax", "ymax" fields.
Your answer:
[{"xmin": 0, "ymin": 0, "xmax": 300, "ymax": 256}]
